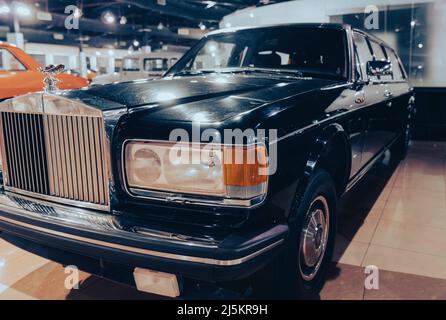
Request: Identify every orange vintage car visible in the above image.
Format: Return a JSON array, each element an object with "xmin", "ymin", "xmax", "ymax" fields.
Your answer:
[{"xmin": 0, "ymin": 42, "xmax": 89, "ymax": 101}]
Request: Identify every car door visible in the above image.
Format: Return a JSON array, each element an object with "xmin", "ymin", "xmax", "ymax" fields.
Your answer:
[
  {"xmin": 382, "ymin": 46, "xmax": 412, "ymax": 139},
  {"xmin": 356, "ymin": 35, "xmax": 394, "ymax": 167},
  {"xmin": 352, "ymin": 32, "xmax": 380, "ymax": 167},
  {"xmin": 346, "ymin": 49, "xmax": 367, "ymax": 178},
  {"xmin": 369, "ymin": 40, "xmax": 399, "ymax": 143}
]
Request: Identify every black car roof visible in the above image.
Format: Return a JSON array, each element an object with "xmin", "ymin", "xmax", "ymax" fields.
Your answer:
[
  {"xmin": 207, "ymin": 23, "xmax": 393, "ymax": 51},
  {"xmin": 207, "ymin": 23, "xmax": 349, "ymax": 36}
]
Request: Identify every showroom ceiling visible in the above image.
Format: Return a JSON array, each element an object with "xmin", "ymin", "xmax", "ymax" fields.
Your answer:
[{"xmin": 0, "ymin": 0, "xmax": 288, "ymax": 49}]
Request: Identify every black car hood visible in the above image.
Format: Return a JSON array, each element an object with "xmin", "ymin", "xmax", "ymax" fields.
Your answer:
[{"xmin": 75, "ymin": 74, "xmax": 339, "ymax": 123}]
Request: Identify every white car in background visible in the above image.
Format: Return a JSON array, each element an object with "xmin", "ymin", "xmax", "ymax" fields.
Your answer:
[{"xmin": 92, "ymin": 51, "xmax": 183, "ymax": 85}]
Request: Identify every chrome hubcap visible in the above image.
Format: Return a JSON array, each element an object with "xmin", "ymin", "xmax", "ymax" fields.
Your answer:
[{"xmin": 299, "ymin": 195, "xmax": 330, "ymax": 281}]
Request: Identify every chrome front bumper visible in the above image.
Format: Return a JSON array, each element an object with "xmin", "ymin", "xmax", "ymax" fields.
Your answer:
[{"xmin": 0, "ymin": 192, "xmax": 287, "ymax": 281}]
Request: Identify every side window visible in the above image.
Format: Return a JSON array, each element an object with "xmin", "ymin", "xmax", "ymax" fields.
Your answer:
[
  {"xmin": 370, "ymin": 41, "xmax": 392, "ymax": 81},
  {"xmin": 387, "ymin": 49, "xmax": 405, "ymax": 81},
  {"xmin": 370, "ymin": 41, "xmax": 387, "ymax": 61},
  {"xmin": 144, "ymin": 58, "xmax": 169, "ymax": 72},
  {"xmin": 123, "ymin": 58, "xmax": 140, "ymax": 71},
  {"xmin": 0, "ymin": 48, "xmax": 26, "ymax": 71},
  {"xmin": 170, "ymin": 58, "xmax": 178, "ymax": 67},
  {"xmin": 353, "ymin": 33, "xmax": 374, "ymax": 81},
  {"xmin": 355, "ymin": 51, "xmax": 363, "ymax": 80}
]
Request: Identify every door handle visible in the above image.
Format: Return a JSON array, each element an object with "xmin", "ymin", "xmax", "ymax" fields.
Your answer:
[
  {"xmin": 355, "ymin": 92, "xmax": 366, "ymax": 104},
  {"xmin": 355, "ymin": 95, "xmax": 365, "ymax": 104},
  {"xmin": 384, "ymin": 91, "xmax": 394, "ymax": 98}
]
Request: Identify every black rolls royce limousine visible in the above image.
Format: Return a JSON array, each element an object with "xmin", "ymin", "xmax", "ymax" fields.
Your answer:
[{"xmin": 0, "ymin": 24, "xmax": 414, "ymax": 298}]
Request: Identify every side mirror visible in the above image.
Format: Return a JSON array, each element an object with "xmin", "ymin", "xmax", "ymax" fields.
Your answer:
[{"xmin": 366, "ymin": 60, "xmax": 392, "ymax": 77}]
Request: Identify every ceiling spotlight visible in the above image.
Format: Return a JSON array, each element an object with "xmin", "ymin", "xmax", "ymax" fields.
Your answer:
[
  {"xmin": 73, "ymin": 8, "xmax": 82, "ymax": 19},
  {"xmin": 120, "ymin": 16, "xmax": 127, "ymax": 25},
  {"xmin": 199, "ymin": 23, "xmax": 206, "ymax": 31},
  {"xmin": 15, "ymin": 3, "xmax": 31, "ymax": 17},
  {"xmin": 0, "ymin": 7, "xmax": 9, "ymax": 15},
  {"xmin": 0, "ymin": 3, "xmax": 10, "ymax": 15},
  {"xmin": 157, "ymin": 22, "xmax": 164, "ymax": 30},
  {"xmin": 133, "ymin": 39, "xmax": 140, "ymax": 47},
  {"xmin": 103, "ymin": 11, "xmax": 116, "ymax": 24}
]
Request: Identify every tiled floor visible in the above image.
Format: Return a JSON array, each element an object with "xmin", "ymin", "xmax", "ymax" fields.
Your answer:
[
  {"xmin": 1, "ymin": 141, "xmax": 446, "ymax": 300},
  {"xmin": 324, "ymin": 140, "xmax": 446, "ymax": 299}
]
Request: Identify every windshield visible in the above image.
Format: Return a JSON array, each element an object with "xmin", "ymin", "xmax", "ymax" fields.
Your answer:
[
  {"xmin": 168, "ymin": 26, "xmax": 348, "ymax": 79},
  {"xmin": 123, "ymin": 58, "xmax": 140, "ymax": 72}
]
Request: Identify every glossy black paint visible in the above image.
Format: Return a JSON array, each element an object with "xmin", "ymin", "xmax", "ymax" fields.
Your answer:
[
  {"xmin": 67, "ymin": 24, "xmax": 414, "ymax": 240},
  {"xmin": 0, "ymin": 24, "xmax": 415, "ymax": 286}
]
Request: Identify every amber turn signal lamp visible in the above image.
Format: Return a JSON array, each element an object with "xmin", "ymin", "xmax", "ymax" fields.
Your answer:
[{"xmin": 223, "ymin": 145, "xmax": 268, "ymax": 187}]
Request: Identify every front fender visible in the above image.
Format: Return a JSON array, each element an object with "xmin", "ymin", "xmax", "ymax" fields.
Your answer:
[
  {"xmin": 301, "ymin": 123, "xmax": 351, "ymax": 195},
  {"xmin": 283, "ymin": 123, "xmax": 351, "ymax": 223}
]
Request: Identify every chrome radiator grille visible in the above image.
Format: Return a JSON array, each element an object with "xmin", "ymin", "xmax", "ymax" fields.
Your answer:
[{"xmin": 0, "ymin": 111, "xmax": 109, "ymax": 210}]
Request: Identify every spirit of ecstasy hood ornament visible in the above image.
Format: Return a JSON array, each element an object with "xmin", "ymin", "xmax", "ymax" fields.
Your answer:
[{"xmin": 39, "ymin": 64, "xmax": 65, "ymax": 93}]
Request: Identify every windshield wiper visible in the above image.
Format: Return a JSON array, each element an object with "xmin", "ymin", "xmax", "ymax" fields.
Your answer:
[
  {"xmin": 173, "ymin": 70, "xmax": 204, "ymax": 76},
  {"xmin": 247, "ymin": 68, "xmax": 347, "ymax": 80},
  {"xmin": 174, "ymin": 67, "xmax": 318, "ymax": 79},
  {"xmin": 174, "ymin": 69, "xmax": 220, "ymax": 77},
  {"xmin": 227, "ymin": 67, "xmax": 308, "ymax": 79}
]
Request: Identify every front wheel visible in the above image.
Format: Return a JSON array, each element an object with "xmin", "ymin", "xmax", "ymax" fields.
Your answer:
[
  {"xmin": 298, "ymin": 194, "xmax": 332, "ymax": 283},
  {"xmin": 252, "ymin": 170, "xmax": 337, "ymax": 299}
]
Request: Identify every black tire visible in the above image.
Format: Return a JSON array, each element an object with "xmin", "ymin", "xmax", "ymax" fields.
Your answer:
[{"xmin": 252, "ymin": 169, "xmax": 337, "ymax": 299}]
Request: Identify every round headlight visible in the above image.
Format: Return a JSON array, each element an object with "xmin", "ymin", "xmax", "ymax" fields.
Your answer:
[{"xmin": 133, "ymin": 148, "xmax": 162, "ymax": 184}]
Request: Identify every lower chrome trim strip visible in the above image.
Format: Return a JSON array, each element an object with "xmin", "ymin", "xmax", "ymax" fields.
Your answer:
[
  {"xmin": 0, "ymin": 202, "xmax": 284, "ymax": 267},
  {"xmin": 345, "ymin": 135, "xmax": 400, "ymax": 193},
  {"xmin": 128, "ymin": 187, "xmax": 265, "ymax": 208}
]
